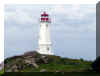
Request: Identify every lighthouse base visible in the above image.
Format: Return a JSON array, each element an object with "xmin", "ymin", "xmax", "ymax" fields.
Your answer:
[
  {"xmin": 38, "ymin": 44, "xmax": 53, "ymax": 55},
  {"xmin": 37, "ymin": 51, "xmax": 53, "ymax": 55}
]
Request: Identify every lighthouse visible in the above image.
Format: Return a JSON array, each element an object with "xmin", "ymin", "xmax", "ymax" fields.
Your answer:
[{"xmin": 38, "ymin": 12, "xmax": 53, "ymax": 55}]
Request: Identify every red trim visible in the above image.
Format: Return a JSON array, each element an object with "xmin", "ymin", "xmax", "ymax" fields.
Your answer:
[
  {"xmin": 41, "ymin": 18, "xmax": 49, "ymax": 22},
  {"xmin": 41, "ymin": 12, "xmax": 48, "ymax": 16}
]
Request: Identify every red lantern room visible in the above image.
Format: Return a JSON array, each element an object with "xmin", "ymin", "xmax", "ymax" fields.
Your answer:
[
  {"xmin": 40, "ymin": 12, "xmax": 50, "ymax": 22},
  {"xmin": 41, "ymin": 12, "xmax": 48, "ymax": 16}
]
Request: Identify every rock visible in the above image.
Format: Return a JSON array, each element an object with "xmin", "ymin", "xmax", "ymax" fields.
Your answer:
[
  {"xmin": 23, "ymin": 51, "xmax": 40, "ymax": 58},
  {"xmin": 11, "ymin": 64, "xmax": 18, "ymax": 72},
  {"xmin": 40, "ymin": 55, "xmax": 48, "ymax": 64},
  {"xmin": 40, "ymin": 69, "xmax": 47, "ymax": 72},
  {"xmin": 4, "ymin": 51, "xmax": 52, "ymax": 72},
  {"xmin": 24, "ymin": 56, "xmax": 39, "ymax": 69},
  {"xmin": 32, "ymin": 63, "xmax": 39, "ymax": 69},
  {"xmin": 56, "ymin": 70, "xmax": 60, "ymax": 72}
]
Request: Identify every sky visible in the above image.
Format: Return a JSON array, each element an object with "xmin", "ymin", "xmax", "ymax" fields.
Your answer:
[{"xmin": 4, "ymin": 4, "xmax": 96, "ymax": 60}]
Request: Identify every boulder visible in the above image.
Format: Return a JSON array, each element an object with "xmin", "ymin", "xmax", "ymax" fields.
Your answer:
[{"xmin": 40, "ymin": 69, "xmax": 47, "ymax": 72}]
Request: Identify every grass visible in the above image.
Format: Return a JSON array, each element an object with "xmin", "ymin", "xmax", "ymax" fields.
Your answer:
[
  {"xmin": 22, "ymin": 60, "xmax": 92, "ymax": 72},
  {"xmin": 32, "ymin": 63, "xmax": 92, "ymax": 72},
  {"xmin": 0, "ymin": 69, "xmax": 4, "ymax": 76}
]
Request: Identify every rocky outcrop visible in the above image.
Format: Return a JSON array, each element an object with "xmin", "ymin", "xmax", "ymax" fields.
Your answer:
[
  {"xmin": 4, "ymin": 51, "xmax": 54, "ymax": 72},
  {"xmin": 4, "ymin": 51, "xmax": 92, "ymax": 72}
]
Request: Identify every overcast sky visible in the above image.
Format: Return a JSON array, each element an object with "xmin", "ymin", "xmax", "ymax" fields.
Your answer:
[{"xmin": 4, "ymin": 4, "xmax": 96, "ymax": 60}]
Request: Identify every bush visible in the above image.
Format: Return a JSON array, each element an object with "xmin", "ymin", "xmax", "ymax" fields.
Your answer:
[
  {"xmin": 92, "ymin": 56, "xmax": 100, "ymax": 72},
  {"xmin": 0, "ymin": 69, "xmax": 4, "ymax": 76}
]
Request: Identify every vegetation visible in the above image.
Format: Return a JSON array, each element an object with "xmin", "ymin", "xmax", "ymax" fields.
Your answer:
[
  {"xmin": 92, "ymin": 56, "xmax": 100, "ymax": 72},
  {"xmin": 0, "ymin": 69, "xmax": 4, "ymax": 76},
  {"xmin": 33, "ymin": 57, "xmax": 92, "ymax": 72}
]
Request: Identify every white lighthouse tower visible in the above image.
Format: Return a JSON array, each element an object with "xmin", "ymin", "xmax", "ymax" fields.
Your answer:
[{"xmin": 38, "ymin": 12, "xmax": 53, "ymax": 55}]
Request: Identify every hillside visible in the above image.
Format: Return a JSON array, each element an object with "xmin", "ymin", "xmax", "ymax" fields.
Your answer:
[
  {"xmin": 0, "ymin": 63, "xmax": 3, "ymax": 71},
  {"xmin": 2, "ymin": 51, "xmax": 93, "ymax": 72}
]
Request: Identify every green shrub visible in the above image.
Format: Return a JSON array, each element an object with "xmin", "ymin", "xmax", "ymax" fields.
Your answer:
[{"xmin": 92, "ymin": 56, "xmax": 100, "ymax": 72}]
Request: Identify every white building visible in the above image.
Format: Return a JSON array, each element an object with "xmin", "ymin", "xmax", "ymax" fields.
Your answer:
[{"xmin": 38, "ymin": 12, "xmax": 53, "ymax": 55}]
